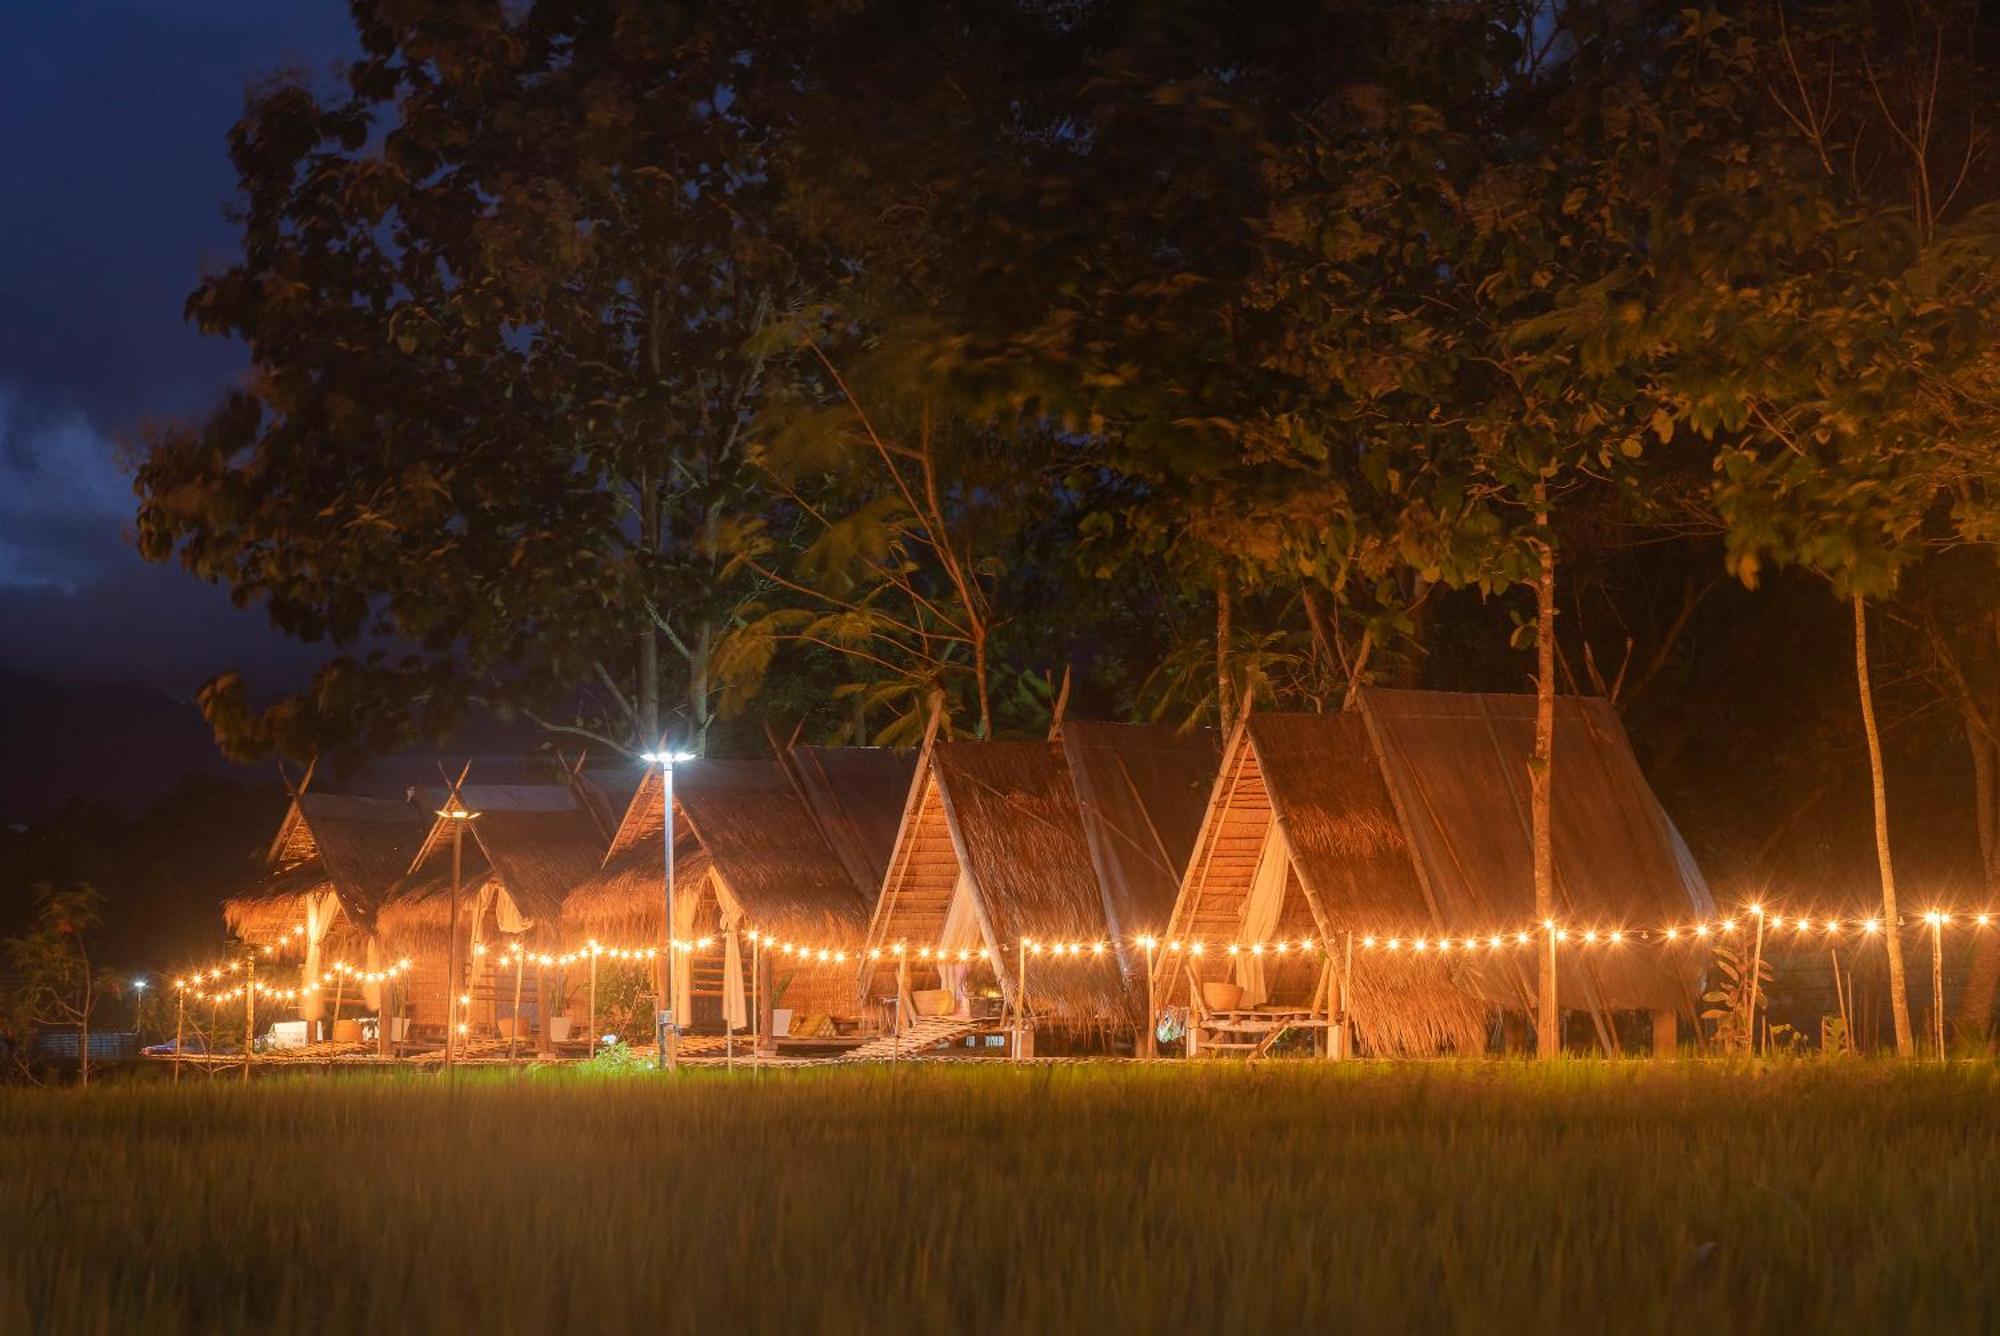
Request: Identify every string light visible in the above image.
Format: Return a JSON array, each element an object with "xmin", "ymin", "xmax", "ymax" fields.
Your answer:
[{"xmin": 153, "ymin": 900, "xmax": 2000, "ymax": 1011}]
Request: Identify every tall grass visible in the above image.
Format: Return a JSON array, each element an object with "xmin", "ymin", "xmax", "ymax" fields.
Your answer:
[{"xmin": 3, "ymin": 1061, "xmax": 1998, "ymax": 1334}]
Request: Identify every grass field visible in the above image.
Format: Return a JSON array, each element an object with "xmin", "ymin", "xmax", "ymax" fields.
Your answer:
[{"xmin": 4, "ymin": 1061, "xmax": 1998, "ymax": 1334}]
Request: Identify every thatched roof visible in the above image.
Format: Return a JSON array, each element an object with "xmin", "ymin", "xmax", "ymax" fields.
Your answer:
[
  {"xmin": 1355, "ymin": 686, "xmax": 1713, "ymax": 1013},
  {"xmin": 863, "ymin": 740, "xmax": 1133, "ymax": 1027},
  {"xmin": 223, "ymin": 793, "xmax": 427, "ymax": 944},
  {"xmin": 787, "ymin": 745, "xmax": 916, "ymax": 895},
  {"xmin": 676, "ymin": 760, "xmax": 873, "ymax": 941},
  {"xmin": 1058, "ymin": 721, "xmax": 1217, "ymax": 982},
  {"xmin": 564, "ymin": 757, "xmax": 880, "ymax": 949},
  {"xmin": 1161, "ymin": 692, "xmax": 1712, "ymax": 1052},
  {"xmin": 376, "ymin": 783, "xmax": 609, "ymax": 954}
]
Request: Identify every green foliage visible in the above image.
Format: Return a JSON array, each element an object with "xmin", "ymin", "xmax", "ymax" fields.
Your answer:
[
  {"xmin": 1701, "ymin": 936, "xmax": 1775, "ymax": 1054},
  {"xmin": 571, "ymin": 1038, "xmax": 651, "ymax": 1077}
]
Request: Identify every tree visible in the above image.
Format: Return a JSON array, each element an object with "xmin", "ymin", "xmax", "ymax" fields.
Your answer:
[
  {"xmin": 1250, "ymin": 0, "xmax": 1752, "ymax": 1054},
  {"xmin": 135, "ymin": 1, "xmax": 805, "ymax": 760},
  {"xmin": 1675, "ymin": 0, "xmax": 2000, "ymax": 1055},
  {"xmin": 720, "ymin": 332, "xmax": 1059, "ymax": 743},
  {"xmin": 4, "ymin": 885, "xmax": 108, "ymax": 1086}
]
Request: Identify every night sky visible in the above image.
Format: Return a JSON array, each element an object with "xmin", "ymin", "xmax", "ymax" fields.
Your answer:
[{"xmin": 1, "ymin": 4, "xmax": 358, "ymax": 818}]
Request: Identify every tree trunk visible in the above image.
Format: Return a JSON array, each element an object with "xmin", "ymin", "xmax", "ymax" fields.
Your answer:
[
  {"xmin": 1956, "ymin": 706, "xmax": 2000, "ymax": 1045},
  {"xmin": 1216, "ymin": 583, "xmax": 1236, "ymax": 736},
  {"xmin": 689, "ymin": 619, "xmax": 714, "ymax": 755},
  {"xmin": 637, "ymin": 470, "xmax": 662, "ymax": 747},
  {"xmin": 973, "ymin": 626, "xmax": 993, "ymax": 740},
  {"xmin": 1533, "ymin": 489, "xmax": 1559, "ymax": 1059},
  {"xmin": 1854, "ymin": 593, "xmax": 1915, "ymax": 1057}
]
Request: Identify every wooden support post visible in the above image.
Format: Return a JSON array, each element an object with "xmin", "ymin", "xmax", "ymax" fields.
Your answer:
[
  {"xmin": 897, "ymin": 952, "xmax": 911, "ymax": 1035},
  {"xmin": 173, "ymin": 989, "xmax": 185, "ymax": 1084},
  {"xmin": 1747, "ymin": 909, "xmax": 1766, "ymax": 1056},
  {"xmin": 1342, "ymin": 938, "xmax": 1356, "ymax": 1059},
  {"xmin": 536, "ymin": 959, "xmax": 553, "ymax": 1057},
  {"xmin": 1142, "ymin": 940, "xmax": 1157, "ymax": 1059},
  {"xmin": 510, "ymin": 947, "xmax": 525, "ymax": 1061},
  {"xmin": 1932, "ymin": 916, "xmax": 1947, "ymax": 1060},
  {"xmin": 1186, "ymin": 965, "xmax": 1200, "ymax": 1059},
  {"xmin": 377, "ymin": 974, "xmax": 392, "ymax": 1059},
  {"xmin": 330, "ymin": 970, "xmax": 347, "ymax": 1045},
  {"xmin": 1014, "ymin": 944, "xmax": 1028, "ymax": 1062},
  {"xmin": 1544, "ymin": 926, "xmax": 1559, "ymax": 1056},
  {"xmin": 1651, "ymin": 1009, "xmax": 1677, "ymax": 1058},
  {"xmin": 757, "ymin": 946, "xmax": 775, "ymax": 1058},
  {"xmin": 242, "ymin": 955, "xmax": 255, "ymax": 1083},
  {"xmin": 1830, "ymin": 948, "xmax": 1854, "ymax": 1054},
  {"xmin": 587, "ymin": 951, "xmax": 598, "ymax": 1051}
]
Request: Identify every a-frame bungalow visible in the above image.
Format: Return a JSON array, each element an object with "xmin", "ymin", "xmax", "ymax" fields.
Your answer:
[{"xmin": 1158, "ymin": 688, "xmax": 1714, "ymax": 1057}]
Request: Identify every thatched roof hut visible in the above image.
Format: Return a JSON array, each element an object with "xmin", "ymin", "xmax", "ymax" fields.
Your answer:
[
  {"xmin": 1057, "ymin": 721, "xmax": 1217, "ymax": 984},
  {"xmin": 788, "ymin": 745, "xmax": 917, "ymax": 896},
  {"xmin": 567, "ymin": 753, "xmax": 909, "ymax": 948},
  {"xmin": 1158, "ymin": 689, "xmax": 1713, "ymax": 1054},
  {"xmin": 371, "ymin": 780, "xmax": 613, "ymax": 1029},
  {"xmin": 860, "ymin": 738, "xmax": 1138, "ymax": 1030},
  {"xmin": 377, "ymin": 782, "xmax": 612, "ymax": 958},
  {"xmin": 562, "ymin": 751, "xmax": 912, "ymax": 1028},
  {"xmin": 223, "ymin": 792, "xmax": 427, "ymax": 948}
]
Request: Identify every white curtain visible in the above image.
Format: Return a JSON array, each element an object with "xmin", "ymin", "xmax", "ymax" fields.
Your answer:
[
  {"xmin": 672, "ymin": 871, "xmax": 704, "ymax": 1021},
  {"xmin": 298, "ymin": 890, "xmax": 339, "ymax": 1023},
  {"xmin": 936, "ymin": 870, "xmax": 982, "ymax": 1013},
  {"xmin": 722, "ymin": 929, "xmax": 748, "ymax": 1031},
  {"xmin": 1234, "ymin": 821, "xmax": 1291, "ymax": 1005}
]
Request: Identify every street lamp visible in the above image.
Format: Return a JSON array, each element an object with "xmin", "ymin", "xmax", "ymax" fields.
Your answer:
[
  {"xmin": 641, "ymin": 749, "xmax": 697, "ymax": 1071},
  {"xmin": 436, "ymin": 802, "xmax": 480, "ymax": 1069}
]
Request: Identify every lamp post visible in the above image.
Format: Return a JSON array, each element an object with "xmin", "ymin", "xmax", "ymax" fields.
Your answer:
[
  {"xmin": 642, "ymin": 749, "xmax": 697, "ymax": 1071},
  {"xmin": 437, "ymin": 801, "xmax": 480, "ymax": 1069}
]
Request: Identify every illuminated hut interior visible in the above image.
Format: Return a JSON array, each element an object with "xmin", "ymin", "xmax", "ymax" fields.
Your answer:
[
  {"xmin": 565, "ymin": 748, "xmax": 913, "ymax": 1046},
  {"xmin": 222, "ymin": 789, "xmax": 428, "ymax": 1041},
  {"xmin": 375, "ymin": 777, "xmax": 614, "ymax": 1048},
  {"xmin": 1159, "ymin": 689, "xmax": 1714, "ymax": 1057},
  {"xmin": 858, "ymin": 737, "xmax": 1146, "ymax": 1051}
]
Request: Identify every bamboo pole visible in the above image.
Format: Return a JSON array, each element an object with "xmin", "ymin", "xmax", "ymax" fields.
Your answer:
[
  {"xmin": 1014, "ymin": 945, "xmax": 1027, "ymax": 1062},
  {"xmin": 1831, "ymin": 948, "xmax": 1853, "ymax": 1054},
  {"xmin": 446, "ymin": 818, "xmax": 463, "ymax": 1070},
  {"xmin": 1932, "ymin": 916, "xmax": 1947, "ymax": 1060},
  {"xmin": 1186, "ymin": 964, "xmax": 1199, "ymax": 1059},
  {"xmin": 1342, "ymin": 933, "xmax": 1357, "ymax": 1054},
  {"xmin": 1142, "ymin": 940, "xmax": 1157, "ymax": 1059},
  {"xmin": 1544, "ymin": 924, "xmax": 1559, "ymax": 1056},
  {"xmin": 1747, "ymin": 907, "xmax": 1767, "ymax": 1055},
  {"xmin": 242, "ymin": 955, "xmax": 255, "ymax": 1084},
  {"xmin": 510, "ymin": 947, "xmax": 525, "ymax": 1061}
]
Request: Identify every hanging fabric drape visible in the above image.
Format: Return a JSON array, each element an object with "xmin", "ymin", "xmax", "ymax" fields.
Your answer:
[
  {"xmin": 674, "ymin": 871, "xmax": 701, "ymax": 1022},
  {"xmin": 936, "ymin": 870, "xmax": 982, "ymax": 1011},
  {"xmin": 723, "ymin": 929, "xmax": 748, "ymax": 1031},
  {"xmin": 1235, "ymin": 821, "xmax": 1291, "ymax": 1005},
  {"xmin": 298, "ymin": 890, "xmax": 339, "ymax": 1023}
]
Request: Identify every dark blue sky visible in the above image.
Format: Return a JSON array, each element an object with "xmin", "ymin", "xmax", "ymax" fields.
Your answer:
[{"xmin": 0, "ymin": 1, "xmax": 357, "ymax": 692}]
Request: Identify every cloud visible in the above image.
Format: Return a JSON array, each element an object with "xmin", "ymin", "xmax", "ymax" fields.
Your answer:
[{"xmin": 0, "ymin": 382, "xmax": 136, "ymax": 591}]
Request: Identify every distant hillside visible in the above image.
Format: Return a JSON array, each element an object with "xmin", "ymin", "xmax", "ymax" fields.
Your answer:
[{"xmin": 0, "ymin": 669, "xmax": 237, "ymax": 825}]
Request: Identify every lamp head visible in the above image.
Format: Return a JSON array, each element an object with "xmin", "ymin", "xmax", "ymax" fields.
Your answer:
[{"xmin": 642, "ymin": 750, "xmax": 697, "ymax": 765}]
